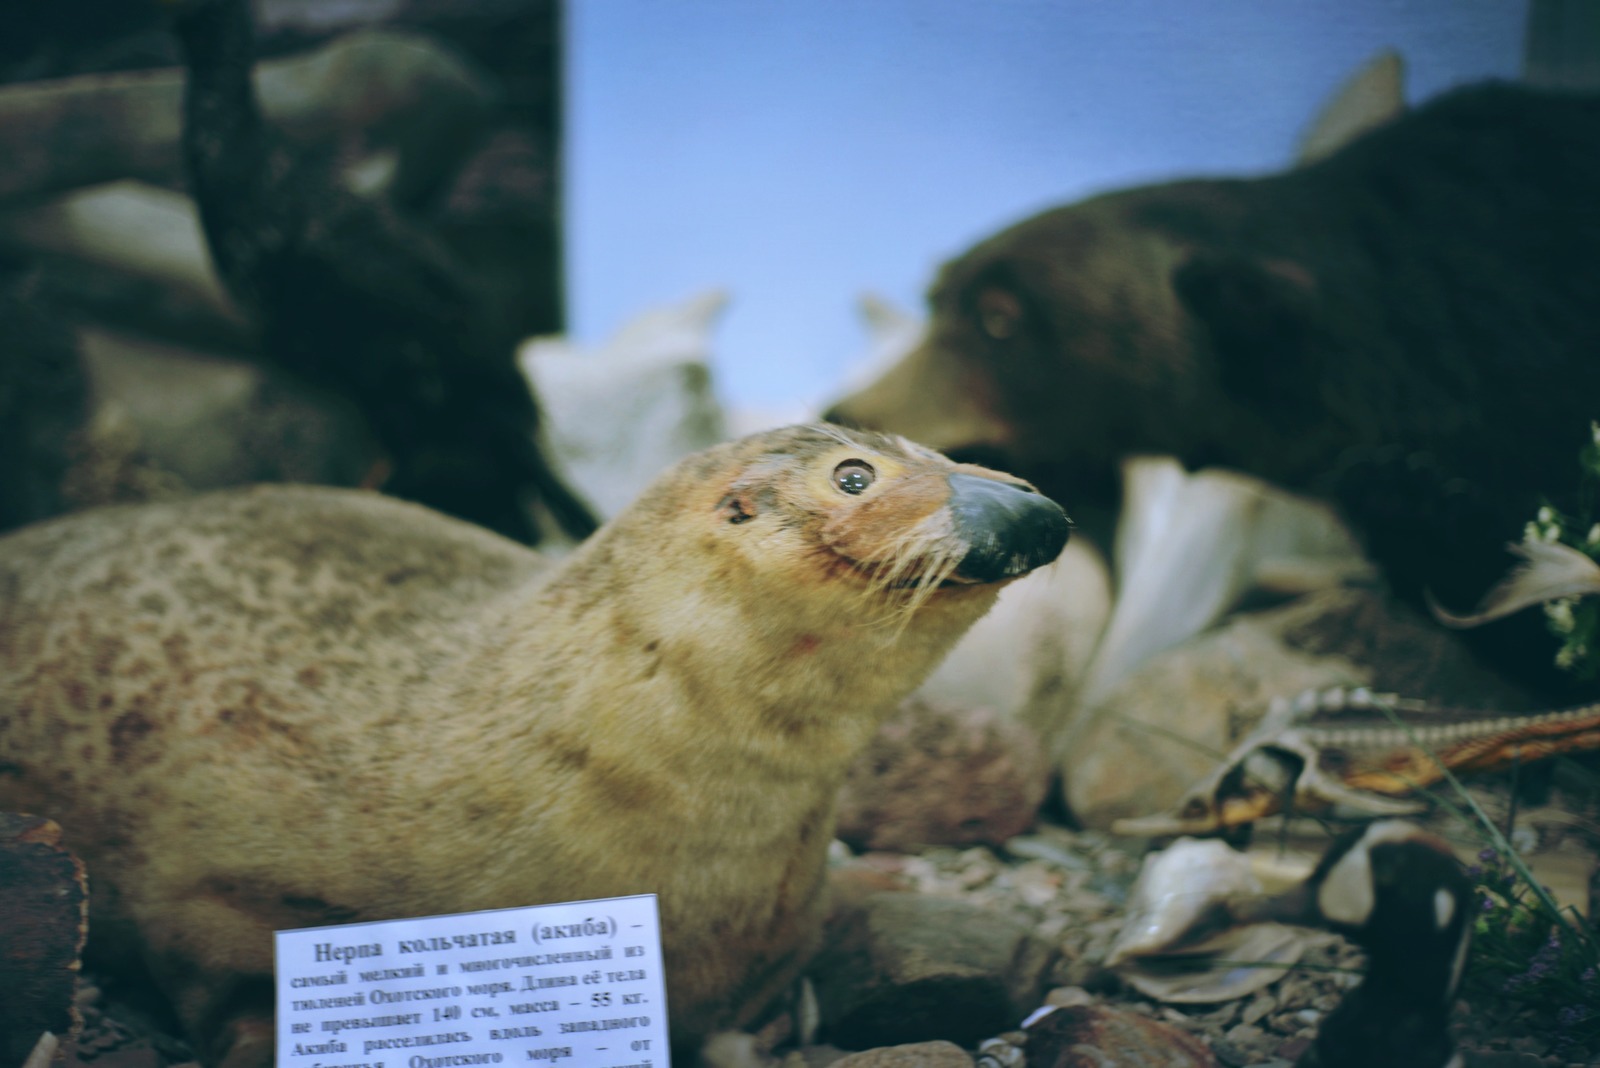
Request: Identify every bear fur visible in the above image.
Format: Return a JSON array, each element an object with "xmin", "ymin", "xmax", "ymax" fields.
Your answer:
[{"xmin": 827, "ymin": 83, "xmax": 1600, "ymax": 696}]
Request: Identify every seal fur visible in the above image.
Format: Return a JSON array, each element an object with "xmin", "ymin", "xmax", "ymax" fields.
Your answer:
[{"xmin": 0, "ymin": 424, "xmax": 1067, "ymax": 1066}]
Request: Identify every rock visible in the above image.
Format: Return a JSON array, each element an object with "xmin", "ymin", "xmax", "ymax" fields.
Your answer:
[
  {"xmin": 1064, "ymin": 586, "xmax": 1540, "ymax": 829},
  {"xmin": 1239, "ymin": 995, "xmax": 1277, "ymax": 1027},
  {"xmin": 21, "ymin": 1033, "xmax": 59, "ymax": 1068},
  {"xmin": 1064, "ymin": 594, "xmax": 1363, "ymax": 830},
  {"xmin": 70, "ymin": 326, "xmax": 376, "ymax": 503},
  {"xmin": 779, "ymin": 1046, "xmax": 851, "ymax": 1068},
  {"xmin": 835, "ymin": 697, "xmax": 1052, "ymax": 852},
  {"xmin": 1455, "ymin": 1054, "xmax": 1553, "ymax": 1068},
  {"xmin": 1076, "ymin": 457, "xmax": 1371, "ymax": 710},
  {"xmin": 1267, "ymin": 1038, "xmax": 1312, "ymax": 1065},
  {"xmin": 1295, "ymin": 51, "xmax": 1406, "ymax": 166},
  {"xmin": 59, "ymin": 1043, "xmax": 167, "ymax": 1068},
  {"xmin": 0, "ymin": 182, "xmax": 250, "ymax": 348},
  {"xmin": 0, "ymin": 29, "xmax": 493, "ymax": 205},
  {"xmin": 1274, "ymin": 589, "xmax": 1541, "ymax": 707},
  {"xmin": 700, "ymin": 1031, "xmax": 774, "ymax": 1068},
  {"xmin": 828, "ymin": 854, "xmax": 915, "ymax": 896},
  {"xmin": 1223, "ymin": 1023, "xmax": 1265, "ymax": 1047},
  {"xmin": 829, "ymin": 1041, "xmax": 973, "ymax": 1068},
  {"xmin": 811, "ymin": 893, "xmax": 1055, "ymax": 1051},
  {"xmin": 0, "ymin": 814, "xmax": 89, "ymax": 1068},
  {"xmin": 921, "ymin": 541, "xmax": 1112, "ymax": 748},
  {"xmin": 973, "ymin": 1034, "xmax": 1025, "ymax": 1068},
  {"xmin": 1024, "ymin": 1004, "xmax": 1217, "ymax": 1067},
  {"xmin": 519, "ymin": 290, "xmax": 729, "ymax": 523}
]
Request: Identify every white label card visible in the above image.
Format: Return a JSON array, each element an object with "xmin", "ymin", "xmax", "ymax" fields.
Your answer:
[{"xmin": 275, "ymin": 894, "xmax": 670, "ymax": 1068}]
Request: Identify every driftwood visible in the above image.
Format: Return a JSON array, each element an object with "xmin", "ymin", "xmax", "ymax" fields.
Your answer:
[
  {"xmin": 0, "ymin": 27, "xmax": 493, "ymax": 206},
  {"xmin": 0, "ymin": 814, "xmax": 89, "ymax": 1068},
  {"xmin": 0, "ymin": 181, "xmax": 249, "ymax": 348}
]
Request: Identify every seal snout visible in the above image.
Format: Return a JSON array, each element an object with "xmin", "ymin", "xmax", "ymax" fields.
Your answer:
[{"xmin": 946, "ymin": 473, "xmax": 1070, "ymax": 583}]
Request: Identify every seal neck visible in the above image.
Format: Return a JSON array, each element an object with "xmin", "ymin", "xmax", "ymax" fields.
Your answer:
[{"xmin": 444, "ymin": 519, "xmax": 991, "ymax": 808}]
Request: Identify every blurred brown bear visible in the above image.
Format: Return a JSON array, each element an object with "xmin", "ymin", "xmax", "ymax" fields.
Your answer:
[{"xmin": 828, "ymin": 83, "xmax": 1600, "ymax": 696}]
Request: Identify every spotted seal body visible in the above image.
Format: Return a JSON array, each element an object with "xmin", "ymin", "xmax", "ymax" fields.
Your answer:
[{"xmin": 0, "ymin": 424, "xmax": 1068, "ymax": 1067}]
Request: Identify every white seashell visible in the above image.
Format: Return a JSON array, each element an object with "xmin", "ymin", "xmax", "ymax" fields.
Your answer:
[
  {"xmin": 1119, "ymin": 921, "xmax": 1309, "ymax": 1004},
  {"xmin": 1106, "ymin": 838, "xmax": 1261, "ymax": 965},
  {"xmin": 1106, "ymin": 838, "xmax": 1315, "ymax": 1003}
]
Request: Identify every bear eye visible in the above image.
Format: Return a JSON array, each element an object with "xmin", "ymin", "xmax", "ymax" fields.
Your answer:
[
  {"xmin": 977, "ymin": 287, "xmax": 1021, "ymax": 340},
  {"xmin": 833, "ymin": 460, "xmax": 875, "ymax": 495}
]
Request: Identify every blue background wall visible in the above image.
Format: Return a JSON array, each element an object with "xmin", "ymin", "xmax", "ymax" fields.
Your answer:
[{"xmin": 566, "ymin": 1, "xmax": 1525, "ymax": 417}]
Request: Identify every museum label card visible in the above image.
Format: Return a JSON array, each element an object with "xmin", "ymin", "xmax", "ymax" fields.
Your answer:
[{"xmin": 275, "ymin": 895, "xmax": 670, "ymax": 1068}]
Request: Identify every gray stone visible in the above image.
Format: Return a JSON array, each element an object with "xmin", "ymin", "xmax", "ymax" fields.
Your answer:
[
  {"xmin": 0, "ymin": 182, "xmax": 249, "ymax": 347},
  {"xmin": 0, "ymin": 29, "xmax": 492, "ymax": 205},
  {"xmin": 829, "ymin": 1041, "xmax": 973, "ymax": 1068},
  {"xmin": 974, "ymin": 1035, "xmax": 1024, "ymax": 1068},
  {"xmin": 1239, "ymin": 994, "xmax": 1277, "ymax": 1027},
  {"xmin": 69, "ymin": 327, "xmax": 374, "ymax": 504},
  {"xmin": 0, "ymin": 814, "xmax": 88, "ymax": 1068},
  {"xmin": 1041, "ymin": 987, "xmax": 1094, "ymax": 1009},
  {"xmin": 835, "ymin": 697, "xmax": 1052, "ymax": 852},
  {"xmin": 1223, "ymin": 1024, "xmax": 1265, "ymax": 1046},
  {"xmin": 1075, "ymin": 458, "xmax": 1369, "ymax": 710},
  {"xmin": 919, "ymin": 541, "xmax": 1111, "ymax": 747},
  {"xmin": 519, "ymin": 291, "xmax": 729, "ymax": 523},
  {"xmin": 1209, "ymin": 1041, "xmax": 1255, "ymax": 1068},
  {"xmin": 1064, "ymin": 586, "xmax": 1539, "ymax": 829},
  {"xmin": 811, "ymin": 893, "xmax": 1055, "ymax": 1051},
  {"xmin": 1024, "ymin": 1005, "xmax": 1217, "ymax": 1067}
]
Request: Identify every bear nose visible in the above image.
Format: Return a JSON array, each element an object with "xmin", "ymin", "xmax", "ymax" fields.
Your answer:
[{"xmin": 946, "ymin": 473, "xmax": 1070, "ymax": 583}]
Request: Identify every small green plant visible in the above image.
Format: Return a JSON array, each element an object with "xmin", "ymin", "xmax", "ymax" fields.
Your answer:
[
  {"xmin": 1451, "ymin": 421, "xmax": 1600, "ymax": 1053},
  {"xmin": 1366, "ymin": 697, "xmax": 1600, "ymax": 1057},
  {"xmin": 1526, "ymin": 421, "xmax": 1600, "ymax": 679},
  {"xmin": 1466, "ymin": 845, "xmax": 1600, "ymax": 1055}
]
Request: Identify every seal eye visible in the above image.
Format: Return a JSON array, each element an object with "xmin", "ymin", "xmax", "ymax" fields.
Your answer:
[{"xmin": 833, "ymin": 460, "xmax": 875, "ymax": 495}]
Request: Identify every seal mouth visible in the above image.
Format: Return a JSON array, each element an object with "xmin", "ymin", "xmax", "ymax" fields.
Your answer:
[
  {"xmin": 887, "ymin": 573, "xmax": 978, "ymax": 590},
  {"xmin": 833, "ymin": 552, "xmax": 978, "ymax": 590}
]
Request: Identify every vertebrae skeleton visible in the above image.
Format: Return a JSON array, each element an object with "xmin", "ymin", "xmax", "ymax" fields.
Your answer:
[{"xmin": 1113, "ymin": 687, "xmax": 1600, "ymax": 836}]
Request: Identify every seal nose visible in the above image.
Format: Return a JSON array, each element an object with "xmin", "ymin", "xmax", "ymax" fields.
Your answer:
[{"xmin": 947, "ymin": 473, "xmax": 1070, "ymax": 583}]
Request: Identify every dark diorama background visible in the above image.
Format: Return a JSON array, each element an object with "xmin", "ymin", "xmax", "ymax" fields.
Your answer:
[
  {"xmin": 0, "ymin": 0, "xmax": 1542, "ymax": 418},
  {"xmin": 0, "ymin": 0, "xmax": 563, "ymax": 341}
]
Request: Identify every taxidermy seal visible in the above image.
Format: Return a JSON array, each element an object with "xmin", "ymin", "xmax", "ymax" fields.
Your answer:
[
  {"xmin": 0, "ymin": 424, "xmax": 1068, "ymax": 1067},
  {"xmin": 826, "ymin": 84, "xmax": 1600, "ymax": 694}
]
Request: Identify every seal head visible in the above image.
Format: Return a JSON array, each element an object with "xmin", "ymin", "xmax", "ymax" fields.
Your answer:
[{"xmin": 689, "ymin": 424, "xmax": 1068, "ymax": 611}]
